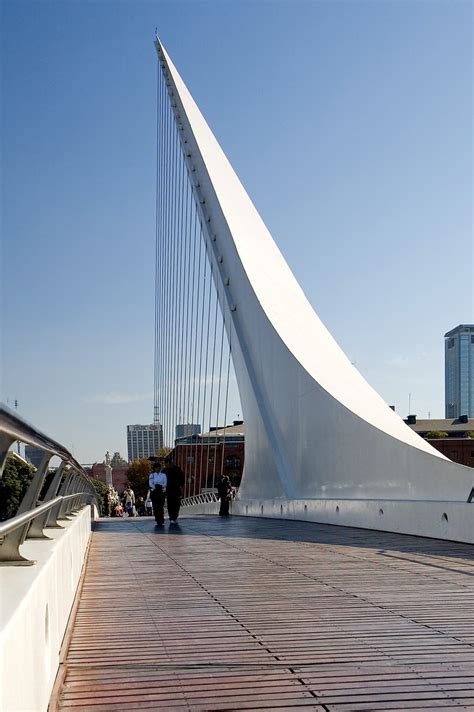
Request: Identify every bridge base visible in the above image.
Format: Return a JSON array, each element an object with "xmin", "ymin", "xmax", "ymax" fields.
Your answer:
[{"xmin": 0, "ymin": 506, "xmax": 92, "ymax": 712}]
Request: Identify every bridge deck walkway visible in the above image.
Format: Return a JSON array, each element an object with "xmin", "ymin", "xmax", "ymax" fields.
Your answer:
[{"xmin": 53, "ymin": 514, "xmax": 474, "ymax": 711}]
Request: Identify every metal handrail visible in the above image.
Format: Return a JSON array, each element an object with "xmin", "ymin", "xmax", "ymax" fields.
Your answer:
[
  {"xmin": 181, "ymin": 492, "xmax": 220, "ymax": 507},
  {"xmin": 0, "ymin": 404, "xmax": 85, "ymax": 472},
  {"xmin": 0, "ymin": 403, "xmax": 98, "ymax": 566},
  {"xmin": 0, "ymin": 493, "xmax": 89, "ymax": 538}
]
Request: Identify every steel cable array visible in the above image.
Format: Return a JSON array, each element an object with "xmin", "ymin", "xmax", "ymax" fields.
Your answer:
[{"xmin": 154, "ymin": 58, "xmax": 241, "ymax": 497}]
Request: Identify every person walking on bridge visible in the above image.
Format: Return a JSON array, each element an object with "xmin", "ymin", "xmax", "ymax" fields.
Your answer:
[
  {"xmin": 217, "ymin": 473, "xmax": 233, "ymax": 516},
  {"xmin": 148, "ymin": 462, "xmax": 167, "ymax": 528},
  {"xmin": 162, "ymin": 456, "xmax": 184, "ymax": 524},
  {"xmin": 122, "ymin": 485, "xmax": 136, "ymax": 517}
]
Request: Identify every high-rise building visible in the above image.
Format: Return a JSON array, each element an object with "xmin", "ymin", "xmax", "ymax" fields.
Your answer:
[
  {"xmin": 445, "ymin": 324, "xmax": 474, "ymax": 418},
  {"xmin": 175, "ymin": 423, "xmax": 201, "ymax": 440},
  {"xmin": 127, "ymin": 424, "xmax": 163, "ymax": 462}
]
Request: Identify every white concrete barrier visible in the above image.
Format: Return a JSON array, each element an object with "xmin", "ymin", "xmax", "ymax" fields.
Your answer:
[
  {"xmin": 0, "ymin": 507, "xmax": 92, "ymax": 712},
  {"xmin": 183, "ymin": 498, "xmax": 474, "ymax": 544}
]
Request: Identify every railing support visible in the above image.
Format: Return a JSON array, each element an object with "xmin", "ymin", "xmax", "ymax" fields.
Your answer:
[
  {"xmin": 0, "ymin": 433, "xmax": 16, "ymax": 476},
  {"xmin": 0, "ymin": 403, "xmax": 99, "ymax": 565},
  {"xmin": 0, "ymin": 452, "xmax": 52, "ymax": 564},
  {"xmin": 28, "ymin": 461, "xmax": 66, "ymax": 537}
]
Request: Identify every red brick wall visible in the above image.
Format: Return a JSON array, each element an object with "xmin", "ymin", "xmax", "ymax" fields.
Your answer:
[
  {"xmin": 172, "ymin": 441, "xmax": 244, "ymax": 497},
  {"xmin": 89, "ymin": 463, "xmax": 129, "ymax": 493},
  {"xmin": 428, "ymin": 439, "xmax": 474, "ymax": 468}
]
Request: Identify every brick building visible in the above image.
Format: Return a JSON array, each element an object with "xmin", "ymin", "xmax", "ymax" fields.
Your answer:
[
  {"xmin": 88, "ymin": 452, "xmax": 129, "ymax": 493},
  {"xmin": 171, "ymin": 421, "xmax": 244, "ymax": 498},
  {"xmin": 406, "ymin": 416, "xmax": 474, "ymax": 469}
]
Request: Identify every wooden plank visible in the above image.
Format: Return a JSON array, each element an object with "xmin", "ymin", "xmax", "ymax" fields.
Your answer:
[{"xmin": 54, "ymin": 515, "xmax": 474, "ymax": 710}]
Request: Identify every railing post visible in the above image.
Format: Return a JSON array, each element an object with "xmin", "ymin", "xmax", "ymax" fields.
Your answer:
[
  {"xmin": 55, "ymin": 471, "xmax": 74, "ymax": 520},
  {"xmin": 63, "ymin": 472, "xmax": 81, "ymax": 515},
  {"xmin": 69, "ymin": 471, "xmax": 85, "ymax": 512},
  {"xmin": 0, "ymin": 433, "xmax": 16, "ymax": 477},
  {"xmin": 0, "ymin": 451, "xmax": 52, "ymax": 565},
  {"xmin": 23, "ymin": 453, "xmax": 54, "ymax": 540},
  {"xmin": 29, "ymin": 461, "xmax": 66, "ymax": 536},
  {"xmin": 44, "ymin": 462, "xmax": 68, "ymax": 527}
]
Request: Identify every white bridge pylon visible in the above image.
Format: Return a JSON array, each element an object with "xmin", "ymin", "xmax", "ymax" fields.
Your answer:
[{"xmin": 154, "ymin": 39, "xmax": 473, "ymax": 509}]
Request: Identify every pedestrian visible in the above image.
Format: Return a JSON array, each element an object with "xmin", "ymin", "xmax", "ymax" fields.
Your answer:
[
  {"xmin": 217, "ymin": 473, "xmax": 232, "ymax": 516},
  {"xmin": 162, "ymin": 455, "xmax": 184, "ymax": 524},
  {"xmin": 148, "ymin": 462, "xmax": 167, "ymax": 527},
  {"xmin": 136, "ymin": 496, "xmax": 145, "ymax": 516},
  {"xmin": 122, "ymin": 485, "xmax": 136, "ymax": 517},
  {"xmin": 145, "ymin": 490, "xmax": 153, "ymax": 517}
]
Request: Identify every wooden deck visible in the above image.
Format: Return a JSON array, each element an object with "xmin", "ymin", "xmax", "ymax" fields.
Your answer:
[{"xmin": 53, "ymin": 514, "xmax": 474, "ymax": 711}]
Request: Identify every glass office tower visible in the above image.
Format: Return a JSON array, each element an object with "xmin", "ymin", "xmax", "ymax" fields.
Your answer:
[{"xmin": 445, "ymin": 325, "xmax": 474, "ymax": 418}]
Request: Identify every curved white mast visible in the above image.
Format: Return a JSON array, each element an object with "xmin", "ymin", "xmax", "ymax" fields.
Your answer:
[{"xmin": 155, "ymin": 38, "xmax": 473, "ymax": 504}]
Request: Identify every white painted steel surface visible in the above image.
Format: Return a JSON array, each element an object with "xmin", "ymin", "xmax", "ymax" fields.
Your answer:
[
  {"xmin": 0, "ymin": 508, "xmax": 92, "ymax": 712},
  {"xmin": 155, "ymin": 40, "xmax": 474, "ymax": 505}
]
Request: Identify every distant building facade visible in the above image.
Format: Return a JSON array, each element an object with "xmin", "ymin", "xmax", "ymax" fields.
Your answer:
[
  {"xmin": 406, "ymin": 416, "xmax": 474, "ymax": 469},
  {"xmin": 445, "ymin": 325, "xmax": 474, "ymax": 418},
  {"xmin": 127, "ymin": 423, "xmax": 163, "ymax": 462},
  {"xmin": 175, "ymin": 423, "xmax": 201, "ymax": 439}
]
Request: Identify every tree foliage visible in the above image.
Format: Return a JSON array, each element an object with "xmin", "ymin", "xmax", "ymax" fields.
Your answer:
[
  {"xmin": 156, "ymin": 446, "xmax": 171, "ymax": 459},
  {"xmin": 426, "ymin": 431, "xmax": 449, "ymax": 439},
  {"xmin": 0, "ymin": 455, "xmax": 35, "ymax": 521},
  {"xmin": 88, "ymin": 476, "xmax": 109, "ymax": 516},
  {"xmin": 126, "ymin": 458, "xmax": 152, "ymax": 499}
]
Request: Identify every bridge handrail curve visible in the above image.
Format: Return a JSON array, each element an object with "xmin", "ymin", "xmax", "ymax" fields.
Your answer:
[
  {"xmin": 0, "ymin": 492, "xmax": 91, "ymax": 538},
  {"xmin": 0, "ymin": 403, "xmax": 97, "ymax": 565},
  {"xmin": 0, "ymin": 403, "xmax": 84, "ymax": 472},
  {"xmin": 181, "ymin": 492, "xmax": 219, "ymax": 507}
]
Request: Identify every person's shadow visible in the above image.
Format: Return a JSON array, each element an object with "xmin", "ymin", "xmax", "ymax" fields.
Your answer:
[{"xmin": 168, "ymin": 522, "xmax": 183, "ymax": 534}]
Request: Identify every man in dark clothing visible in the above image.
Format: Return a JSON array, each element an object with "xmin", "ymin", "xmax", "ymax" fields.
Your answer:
[
  {"xmin": 217, "ymin": 474, "xmax": 232, "ymax": 516},
  {"xmin": 162, "ymin": 456, "xmax": 184, "ymax": 524},
  {"xmin": 148, "ymin": 462, "xmax": 167, "ymax": 527}
]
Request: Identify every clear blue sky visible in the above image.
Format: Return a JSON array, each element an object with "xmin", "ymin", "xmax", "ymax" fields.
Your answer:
[{"xmin": 1, "ymin": 0, "xmax": 472, "ymax": 463}]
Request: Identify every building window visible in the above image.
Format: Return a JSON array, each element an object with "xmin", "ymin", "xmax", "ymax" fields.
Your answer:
[{"xmin": 225, "ymin": 456, "xmax": 241, "ymax": 469}]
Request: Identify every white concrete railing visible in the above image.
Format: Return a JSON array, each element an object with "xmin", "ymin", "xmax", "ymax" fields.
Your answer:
[
  {"xmin": 0, "ymin": 506, "xmax": 93, "ymax": 712},
  {"xmin": 0, "ymin": 404, "xmax": 98, "ymax": 710}
]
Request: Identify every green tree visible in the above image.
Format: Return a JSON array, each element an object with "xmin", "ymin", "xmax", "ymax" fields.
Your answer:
[
  {"xmin": 0, "ymin": 455, "xmax": 35, "ymax": 521},
  {"xmin": 126, "ymin": 458, "xmax": 152, "ymax": 499},
  {"xmin": 465, "ymin": 431, "xmax": 474, "ymax": 439},
  {"xmin": 425, "ymin": 431, "xmax": 449, "ymax": 439}
]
